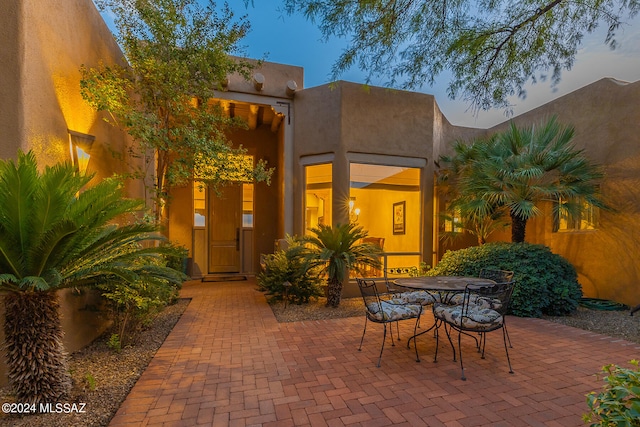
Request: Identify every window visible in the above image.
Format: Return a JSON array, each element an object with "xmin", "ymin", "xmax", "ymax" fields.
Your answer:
[
  {"xmin": 242, "ymin": 183, "xmax": 254, "ymax": 228},
  {"xmin": 193, "ymin": 182, "xmax": 206, "ymax": 227},
  {"xmin": 555, "ymin": 197, "xmax": 599, "ymax": 231},
  {"xmin": 304, "ymin": 163, "xmax": 332, "ymax": 234},
  {"xmin": 349, "ymin": 163, "xmax": 422, "ymax": 270},
  {"xmin": 443, "ymin": 207, "xmax": 463, "ymax": 233}
]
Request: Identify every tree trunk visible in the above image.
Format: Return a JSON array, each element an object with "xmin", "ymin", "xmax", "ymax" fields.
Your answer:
[
  {"xmin": 510, "ymin": 211, "xmax": 527, "ymax": 243},
  {"xmin": 4, "ymin": 292, "xmax": 71, "ymax": 405},
  {"xmin": 325, "ymin": 277, "xmax": 343, "ymax": 308}
]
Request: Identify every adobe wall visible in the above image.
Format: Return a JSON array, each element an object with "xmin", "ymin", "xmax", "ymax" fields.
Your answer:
[
  {"xmin": 0, "ymin": 0, "xmax": 137, "ymax": 385},
  {"xmin": 294, "ymin": 81, "xmax": 441, "ymax": 266},
  {"xmin": 17, "ymin": 0, "xmax": 141, "ymax": 197},
  {"xmin": 487, "ymin": 78, "xmax": 640, "ymax": 306},
  {"xmin": 0, "ymin": 0, "xmax": 22, "ymax": 158}
]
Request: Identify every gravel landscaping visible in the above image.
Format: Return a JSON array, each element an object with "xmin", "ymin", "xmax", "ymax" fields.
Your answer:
[{"xmin": 0, "ymin": 294, "xmax": 638, "ymax": 427}]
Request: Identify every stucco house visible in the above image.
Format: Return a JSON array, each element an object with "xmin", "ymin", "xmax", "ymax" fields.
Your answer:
[{"xmin": 2, "ymin": 0, "xmax": 639, "ymax": 383}]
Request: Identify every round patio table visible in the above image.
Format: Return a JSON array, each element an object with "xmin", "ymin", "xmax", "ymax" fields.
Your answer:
[
  {"xmin": 393, "ymin": 276, "xmax": 496, "ymax": 353},
  {"xmin": 393, "ymin": 276, "xmax": 496, "ymax": 292}
]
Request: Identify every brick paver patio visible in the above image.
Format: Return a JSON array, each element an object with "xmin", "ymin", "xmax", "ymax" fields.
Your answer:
[{"xmin": 109, "ymin": 279, "xmax": 639, "ymax": 426}]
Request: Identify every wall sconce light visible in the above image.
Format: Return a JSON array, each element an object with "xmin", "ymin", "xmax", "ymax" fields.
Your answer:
[
  {"xmin": 348, "ymin": 197, "xmax": 360, "ymax": 222},
  {"xmin": 68, "ymin": 130, "xmax": 95, "ymax": 176}
]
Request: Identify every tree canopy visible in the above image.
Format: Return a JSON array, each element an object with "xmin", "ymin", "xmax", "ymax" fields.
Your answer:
[
  {"xmin": 82, "ymin": 0, "xmax": 272, "ymax": 219},
  {"xmin": 283, "ymin": 0, "xmax": 639, "ymax": 111}
]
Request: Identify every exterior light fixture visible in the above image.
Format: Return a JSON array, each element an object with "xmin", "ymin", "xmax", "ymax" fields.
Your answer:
[
  {"xmin": 68, "ymin": 130, "xmax": 95, "ymax": 176},
  {"xmin": 348, "ymin": 198, "xmax": 360, "ymax": 222}
]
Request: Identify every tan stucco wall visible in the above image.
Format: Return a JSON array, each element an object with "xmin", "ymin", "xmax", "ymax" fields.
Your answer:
[
  {"xmin": 293, "ymin": 81, "xmax": 442, "ymax": 265},
  {"xmin": 226, "ymin": 58, "xmax": 304, "ymax": 99},
  {"xmin": 0, "ymin": 0, "xmax": 139, "ymax": 385},
  {"xmin": 483, "ymin": 78, "xmax": 640, "ymax": 306},
  {"xmin": 0, "ymin": 0, "xmax": 22, "ymax": 158}
]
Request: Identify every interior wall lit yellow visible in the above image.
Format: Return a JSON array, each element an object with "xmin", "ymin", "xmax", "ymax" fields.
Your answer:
[{"xmin": 349, "ymin": 163, "xmax": 421, "ymax": 271}]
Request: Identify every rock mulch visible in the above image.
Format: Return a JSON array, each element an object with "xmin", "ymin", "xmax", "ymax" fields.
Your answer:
[{"xmin": 0, "ymin": 299, "xmax": 190, "ymax": 427}]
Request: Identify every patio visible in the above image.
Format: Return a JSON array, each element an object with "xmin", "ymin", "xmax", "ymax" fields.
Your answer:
[{"xmin": 109, "ymin": 278, "xmax": 639, "ymax": 427}]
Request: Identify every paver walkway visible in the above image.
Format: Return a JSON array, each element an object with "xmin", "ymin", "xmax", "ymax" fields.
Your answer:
[{"xmin": 109, "ymin": 279, "xmax": 639, "ymax": 426}]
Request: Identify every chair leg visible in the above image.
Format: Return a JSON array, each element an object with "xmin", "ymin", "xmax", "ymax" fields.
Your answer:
[
  {"xmin": 504, "ymin": 322, "xmax": 513, "ymax": 348},
  {"xmin": 358, "ymin": 317, "xmax": 368, "ymax": 351},
  {"xmin": 443, "ymin": 323, "xmax": 457, "ymax": 362},
  {"xmin": 377, "ymin": 324, "xmax": 388, "ymax": 367},
  {"xmin": 433, "ymin": 319, "xmax": 441, "ymax": 363},
  {"xmin": 412, "ymin": 317, "xmax": 421, "ymax": 363},
  {"xmin": 502, "ymin": 327, "xmax": 514, "ymax": 374},
  {"xmin": 458, "ymin": 330, "xmax": 466, "ymax": 381}
]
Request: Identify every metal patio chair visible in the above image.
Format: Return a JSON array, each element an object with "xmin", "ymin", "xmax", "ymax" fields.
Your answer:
[
  {"xmin": 479, "ymin": 269, "xmax": 515, "ymax": 347},
  {"xmin": 356, "ymin": 278, "xmax": 423, "ymax": 367},
  {"xmin": 479, "ymin": 268, "xmax": 514, "ymax": 283},
  {"xmin": 432, "ymin": 280, "xmax": 516, "ymax": 380}
]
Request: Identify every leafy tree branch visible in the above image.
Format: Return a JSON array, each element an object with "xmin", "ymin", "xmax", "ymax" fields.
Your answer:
[{"xmin": 283, "ymin": 0, "xmax": 639, "ymax": 111}]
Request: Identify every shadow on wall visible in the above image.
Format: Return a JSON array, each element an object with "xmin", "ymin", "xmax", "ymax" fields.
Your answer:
[{"xmin": 553, "ymin": 157, "xmax": 640, "ymax": 306}]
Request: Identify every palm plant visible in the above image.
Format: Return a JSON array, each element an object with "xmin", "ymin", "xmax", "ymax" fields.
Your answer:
[
  {"xmin": 439, "ymin": 116, "xmax": 607, "ymax": 243},
  {"xmin": 299, "ymin": 223, "xmax": 382, "ymax": 307},
  {"xmin": 0, "ymin": 151, "xmax": 185, "ymax": 405}
]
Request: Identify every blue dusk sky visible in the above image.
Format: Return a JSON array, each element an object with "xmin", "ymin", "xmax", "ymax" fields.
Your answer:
[{"xmin": 100, "ymin": 2, "xmax": 640, "ymax": 128}]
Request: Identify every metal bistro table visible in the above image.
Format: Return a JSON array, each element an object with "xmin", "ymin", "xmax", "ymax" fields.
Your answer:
[{"xmin": 393, "ymin": 276, "xmax": 496, "ymax": 354}]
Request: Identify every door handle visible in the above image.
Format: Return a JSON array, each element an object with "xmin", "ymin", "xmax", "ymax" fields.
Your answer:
[{"xmin": 236, "ymin": 228, "xmax": 240, "ymax": 250}]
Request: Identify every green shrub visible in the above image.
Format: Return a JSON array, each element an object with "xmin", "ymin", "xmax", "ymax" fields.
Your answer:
[
  {"xmin": 584, "ymin": 360, "xmax": 640, "ymax": 426},
  {"xmin": 161, "ymin": 241, "xmax": 189, "ymax": 275},
  {"xmin": 107, "ymin": 334, "xmax": 122, "ymax": 353},
  {"xmin": 84, "ymin": 373, "xmax": 97, "ymax": 391},
  {"xmin": 99, "ymin": 254, "xmax": 183, "ymax": 344},
  {"xmin": 257, "ymin": 237, "xmax": 324, "ymax": 304},
  {"xmin": 429, "ymin": 242, "xmax": 582, "ymax": 317}
]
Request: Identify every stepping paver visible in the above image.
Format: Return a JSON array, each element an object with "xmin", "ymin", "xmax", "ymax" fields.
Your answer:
[{"xmin": 109, "ymin": 279, "xmax": 640, "ymax": 426}]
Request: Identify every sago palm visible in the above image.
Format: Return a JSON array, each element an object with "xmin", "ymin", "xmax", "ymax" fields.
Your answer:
[
  {"xmin": 299, "ymin": 223, "xmax": 382, "ymax": 307},
  {"xmin": 440, "ymin": 116, "xmax": 607, "ymax": 243},
  {"xmin": 0, "ymin": 151, "xmax": 184, "ymax": 405}
]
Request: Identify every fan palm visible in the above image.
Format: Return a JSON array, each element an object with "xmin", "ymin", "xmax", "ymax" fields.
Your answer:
[
  {"xmin": 299, "ymin": 223, "xmax": 382, "ymax": 307},
  {"xmin": 439, "ymin": 116, "xmax": 607, "ymax": 243},
  {"xmin": 0, "ymin": 151, "xmax": 185, "ymax": 405}
]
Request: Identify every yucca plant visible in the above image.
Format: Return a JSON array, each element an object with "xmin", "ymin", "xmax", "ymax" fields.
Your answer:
[
  {"xmin": 299, "ymin": 223, "xmax": 382, "ymax": 307},
  {"xmin": 0, "ymin": 151, "xmax": 185, "ymax": 405}
]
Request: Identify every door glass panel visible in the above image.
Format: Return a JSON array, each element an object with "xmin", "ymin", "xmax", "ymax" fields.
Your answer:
[
  {"xmin": 242, "ymin": 183, "xmax": 254, "ymax": 228},
  {"xmin": 349, "ymin": 163, "xmax": 421, "ymax": 273},
  {"xmin": 193, "ymin": 182, "xmax": 206, "ymax": 227}
]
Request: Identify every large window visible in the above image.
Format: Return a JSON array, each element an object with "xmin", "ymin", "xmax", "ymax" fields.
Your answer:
[
  {"xmin": 349, "ymin": 163, "xmax": 421, "ymax": 273},
  {"xmin": 305, "ymin": 163, "xmax": 332, "ymax": 234}
]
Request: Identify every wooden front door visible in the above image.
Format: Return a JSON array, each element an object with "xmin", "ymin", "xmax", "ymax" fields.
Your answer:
[{"xmin": 208, "ymin": 184, "xmax": 242, "ymax": 273}]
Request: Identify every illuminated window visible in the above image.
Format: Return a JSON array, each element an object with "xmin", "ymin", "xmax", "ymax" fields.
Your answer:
[
  {"xmin": 349, "ymin": 163, "xmax": 422, "ymax": 269},
  {"xmin": 443, "ymin": 208, "xmax": 463, "ymax": 233},
  {"xmin": 305, "ymin": 164, "xmax": 332, "ymax": 234},
  {"xmin": 555, "ymin": 197, "xmax": 599, "ymax": 231},
  {"xmin": 68, "ymin": 130, "xmax": 94, "ymax": 175}
]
